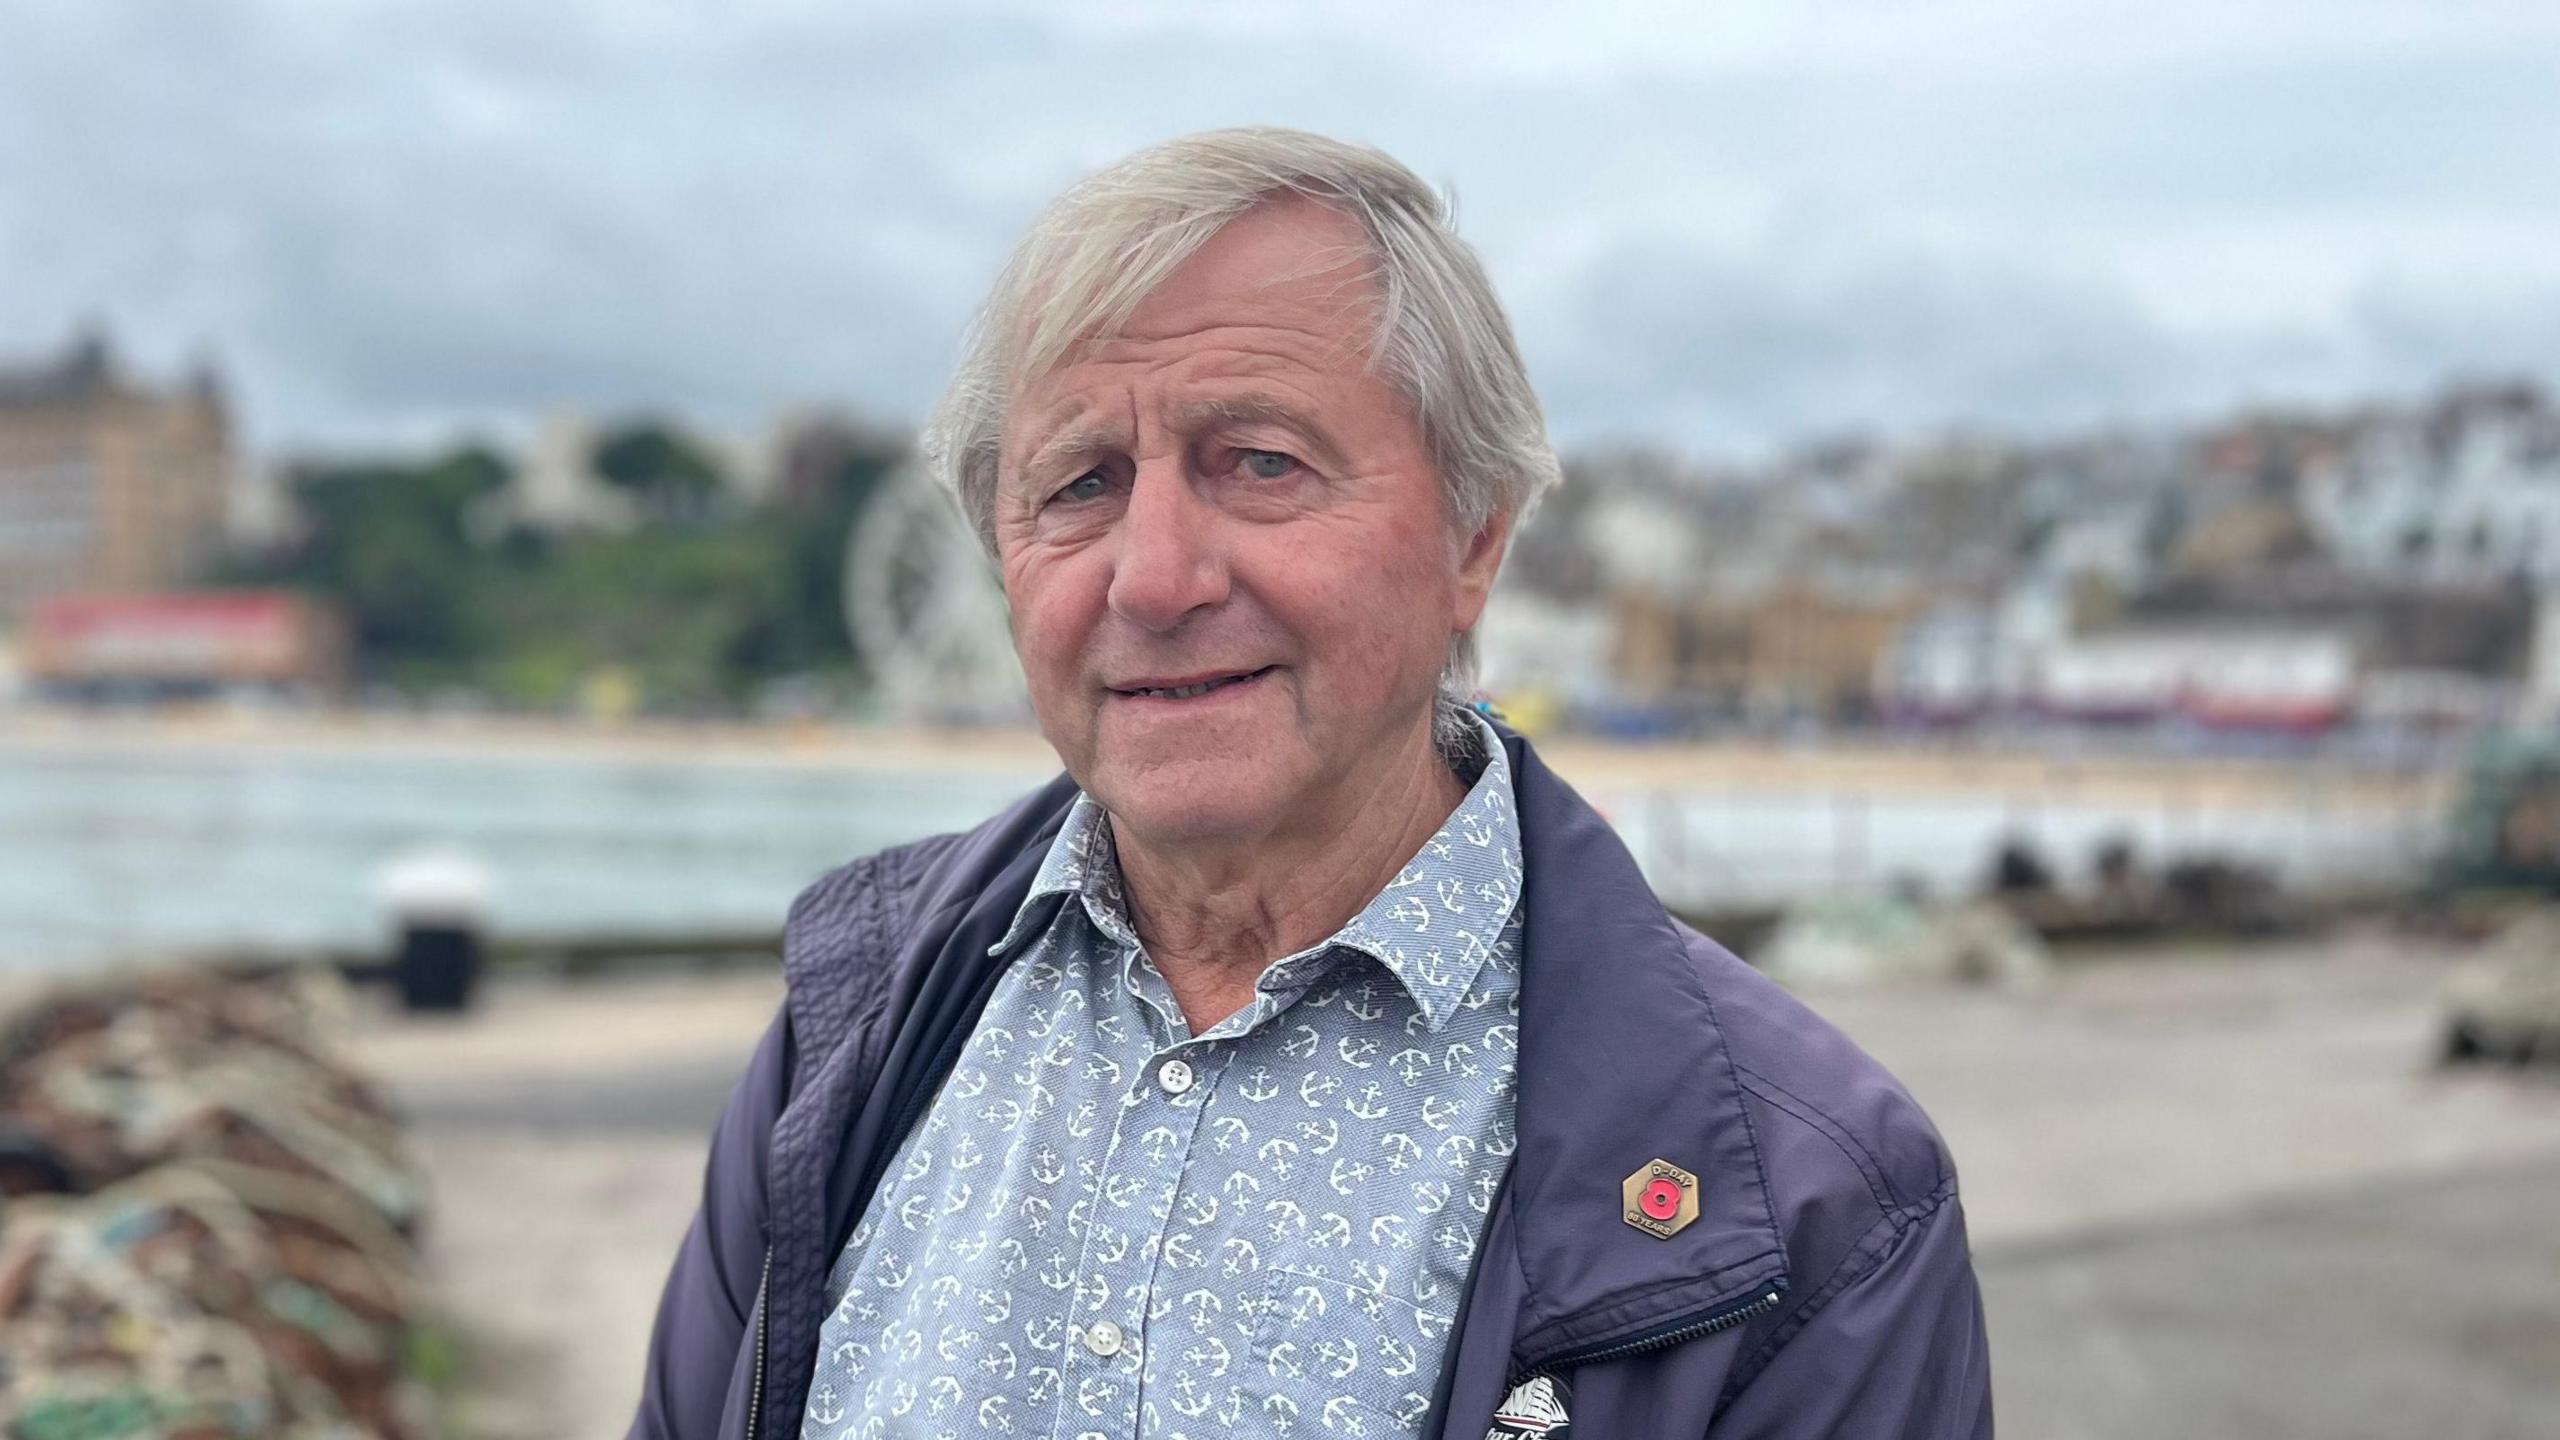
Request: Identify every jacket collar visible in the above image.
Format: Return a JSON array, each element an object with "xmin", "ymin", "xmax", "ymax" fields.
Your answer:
[{"xmin": 1495, "ymin": 723, "xmax": 1788, "ymax": 1364}]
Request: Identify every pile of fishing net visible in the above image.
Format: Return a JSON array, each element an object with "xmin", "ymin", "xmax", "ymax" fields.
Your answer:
[{"xmin": 0, "ymin": 968, "xmax": 435, "ymax": 1439}]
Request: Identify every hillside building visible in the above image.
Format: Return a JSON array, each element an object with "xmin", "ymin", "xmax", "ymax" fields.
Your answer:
[{"xmin": 0, "ymin": 331, "xmax": 237, "ymax": 620}]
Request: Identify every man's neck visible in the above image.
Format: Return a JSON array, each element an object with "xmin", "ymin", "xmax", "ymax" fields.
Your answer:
[{"xmin": 1109, "ymin": 718, "xmax": 1470, "ymax": 1035}]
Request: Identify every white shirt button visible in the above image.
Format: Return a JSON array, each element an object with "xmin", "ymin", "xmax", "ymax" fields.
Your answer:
[
  {"xmin": 1157, "ymin": 1058, "xmax": 1195, "ymax": 1095},
  {"xmin": 1084, "ymin": 1319, "xmax": 1124, "ymax": 1357}
]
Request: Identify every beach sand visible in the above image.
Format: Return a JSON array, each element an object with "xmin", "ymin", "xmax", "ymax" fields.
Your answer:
[{"xmin": 0, "ymin": 705, "xmax": 2445, "ymax": 813}]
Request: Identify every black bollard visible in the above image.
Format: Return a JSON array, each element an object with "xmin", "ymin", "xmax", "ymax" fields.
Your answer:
[
  {"xmin": 394, "ymin": 920, "xmax": 483, "ymax": 1012},
  {"xmin": 376, "ymin": 845, "xmax": 494, "ymax": 1015}
]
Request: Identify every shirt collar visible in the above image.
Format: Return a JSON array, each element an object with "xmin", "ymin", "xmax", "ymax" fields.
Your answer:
[
  {"xmin": 985, "ymin": 788, "xmax": 1136, "ymax": 958},
  {"xmin": 987, "ymin": 710, "xmax": 1524, "ymax": 1034}
]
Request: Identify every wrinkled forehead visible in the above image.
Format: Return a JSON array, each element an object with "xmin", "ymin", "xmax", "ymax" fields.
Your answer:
[{"xmin": 997, "ymin": 196, "xmax": 1396, "ymax": 437}]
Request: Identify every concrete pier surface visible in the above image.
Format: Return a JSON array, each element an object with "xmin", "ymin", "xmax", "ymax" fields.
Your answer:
[{"xmin": 357, "ymin": 927, "xmax": 2560, "ymax": 1439}]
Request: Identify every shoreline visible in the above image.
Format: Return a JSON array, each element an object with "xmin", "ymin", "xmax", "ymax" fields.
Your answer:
[
  {"xmin": 0, "ymin": 706, "xmax": 1062, "ymax": 772},
  {"xmin": 0, "ymin": 705, "xmax": 2450, "ymax": 811}
]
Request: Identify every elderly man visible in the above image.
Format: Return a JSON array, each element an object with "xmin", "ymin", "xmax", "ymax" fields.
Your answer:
[{"xmin": 631, "ymin": 128, "xmax": 1989, "ymax": 1440}]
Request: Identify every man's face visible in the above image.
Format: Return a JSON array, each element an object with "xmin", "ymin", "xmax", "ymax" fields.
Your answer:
[{"xmin": 993, "ymin": 197, "xmax": 1507, "ymax": 847}]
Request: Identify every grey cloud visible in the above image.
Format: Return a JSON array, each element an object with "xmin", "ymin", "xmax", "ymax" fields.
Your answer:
[
  {"xmin": 3, "ymin": 0, "xmax": 2558, "ymax": 456},
  {"xmin": 1522, "ymin": 227, "xmax": 2196, "ymax": 452},
  {"xmin": 2349, "ymin": 275, "xmax": 2560, "ymax": 383},
  {"xmin": 1521, "ymin": 220, "xmax": 2560, "ymax": 454}
]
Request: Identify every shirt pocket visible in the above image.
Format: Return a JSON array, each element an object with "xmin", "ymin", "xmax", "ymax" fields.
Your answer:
[{"xmin": 1246, "ymin": 1265, "xmax": 1455, "ymax": 1437}]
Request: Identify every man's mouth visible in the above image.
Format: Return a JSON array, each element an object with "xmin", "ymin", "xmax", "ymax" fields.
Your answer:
[{"xmin": 1109, "ymin": 666, "xmax": 1276, "ymax": 700}]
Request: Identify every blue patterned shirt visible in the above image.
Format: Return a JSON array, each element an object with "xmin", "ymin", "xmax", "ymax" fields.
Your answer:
[{"xmin": 802, "ymin": 715, "xmax": 1525, "ymax": 1439}]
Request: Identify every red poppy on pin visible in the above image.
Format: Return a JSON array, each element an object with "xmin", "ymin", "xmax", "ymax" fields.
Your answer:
[{"xmin": 1621, "ymin": 1157, "xmax": 1701, "ymax": 1238}]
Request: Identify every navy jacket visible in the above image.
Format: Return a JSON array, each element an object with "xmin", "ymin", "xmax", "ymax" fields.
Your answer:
[{"xmin": 628, "ymin": 728, "xmax": 1992, "ymax": 1438}]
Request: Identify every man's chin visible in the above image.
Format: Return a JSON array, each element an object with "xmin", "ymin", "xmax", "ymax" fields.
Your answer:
[{"xmin": 1088, "ymin": 757, "xmax": 1295, "ymax": 848}]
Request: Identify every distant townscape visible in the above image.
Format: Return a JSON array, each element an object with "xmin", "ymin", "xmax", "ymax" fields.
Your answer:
[{"xmin": 4, "ymin": 325, "xmax": 2557, "ymax": 747}]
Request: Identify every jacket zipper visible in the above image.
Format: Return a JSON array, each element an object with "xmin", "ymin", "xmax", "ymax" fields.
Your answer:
[
  {"xmin": 747, "ymin": 1248, "xmax": 772, "ymax": 1440},
  {"xmin": 1504, "ymin": 1277, "xmax": 1787, "ymax": 1392}
]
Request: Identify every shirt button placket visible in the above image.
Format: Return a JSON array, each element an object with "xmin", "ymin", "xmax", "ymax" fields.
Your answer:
[
  {"xmin": 1112, "ymin": 1046, "xmax": 1220, "ymax": 1432},
  {"xmin": 1077, "ymin": 1043, "xmax": 1215, "ymax": 1438}
]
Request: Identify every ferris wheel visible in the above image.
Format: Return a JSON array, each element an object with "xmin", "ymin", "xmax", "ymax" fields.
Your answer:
[{"xmin": 842, "ymin": 462, "xmax": 1026, "ymax": 721}]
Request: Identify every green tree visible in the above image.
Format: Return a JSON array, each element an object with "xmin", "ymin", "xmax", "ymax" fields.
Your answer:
[
  {"xmin": 244, "ymin": 445, "xmax": 510, "ymax": 676},
  {"xmin": 220, "ymin": 423, "xmax": 912, "ymax": 713},
  {"xmin": 592, "ymin": 422, "xmax": 726, "ymax": 527}
]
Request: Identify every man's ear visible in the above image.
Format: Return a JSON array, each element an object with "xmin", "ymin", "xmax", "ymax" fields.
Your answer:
[{"xmin": 1452, "ymin": 507, "xmax": 1515, "ymax": 633}]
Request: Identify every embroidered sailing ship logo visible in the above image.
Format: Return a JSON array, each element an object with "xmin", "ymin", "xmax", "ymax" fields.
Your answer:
[{"xmin": 1488, "ymin": 1373, "xmax": 1571, "ymax": 1436}]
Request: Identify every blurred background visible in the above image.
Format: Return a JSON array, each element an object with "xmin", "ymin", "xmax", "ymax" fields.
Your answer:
[{"xmin": 4, "ymin": 2, "xmax": 2559, "ymax": 1436}]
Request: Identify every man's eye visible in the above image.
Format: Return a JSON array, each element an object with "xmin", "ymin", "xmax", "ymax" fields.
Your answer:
[
  {"xmin": 1240, "ymin": 449, "xmax": 1296, "ymax": 480},
  {"xmin": 1056, "ymin": 471, "xmax": 1108, "ymax": 503}
]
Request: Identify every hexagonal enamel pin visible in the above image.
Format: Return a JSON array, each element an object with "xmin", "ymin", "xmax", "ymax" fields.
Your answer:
[{"xmin": 1622, "ymin": 1157, "xmax": 1701, "ymax": 1239}]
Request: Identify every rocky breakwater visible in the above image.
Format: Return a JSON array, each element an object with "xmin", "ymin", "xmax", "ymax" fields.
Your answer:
[{"xmin": 0, "ymin": 967, "xmax": 437, "ymax": 1439}]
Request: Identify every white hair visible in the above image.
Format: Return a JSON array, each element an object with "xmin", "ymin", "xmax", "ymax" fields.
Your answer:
[{"xmin": 923, "ymin": 126, "xmax": 1561, "ymax": 755}]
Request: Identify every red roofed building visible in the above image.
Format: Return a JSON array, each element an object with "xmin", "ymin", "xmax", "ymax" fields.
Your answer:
[{"xmin": 21, "ymin": 590, "xmax": 345, "ymax": 699}]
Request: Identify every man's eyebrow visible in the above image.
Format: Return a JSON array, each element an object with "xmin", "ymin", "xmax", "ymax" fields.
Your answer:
[
  {"xmin": 1018, "ymin": 419, "xmax": 1127, "ymax": 482},
  {"xmin": 1167, "ymin": 394, "xmax": 1309, "ymax": 431},
  {"xmin": 1167, "ymin": 395, "xmax": 1344, "ymax": 462},
  {"xmin": 1014, "ymin": 395, "xmax": 1347, "ymax": 483}
]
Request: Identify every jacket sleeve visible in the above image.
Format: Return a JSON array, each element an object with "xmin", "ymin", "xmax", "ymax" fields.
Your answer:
[
  {"xmin": 1711, "ymin": 1191, "xmax": 1992, "ymax": 1439},
  {"xmin": 627, "ymin": 1005, "xmax": 794, "ymax": 1440}
]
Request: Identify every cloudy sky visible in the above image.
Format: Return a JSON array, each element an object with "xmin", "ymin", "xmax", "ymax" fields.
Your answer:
[{"xmin": 4, "ymin": 0, "xmax": 2557, "ymax": 459}]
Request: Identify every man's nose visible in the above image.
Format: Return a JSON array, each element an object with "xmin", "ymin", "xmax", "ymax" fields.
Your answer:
[{"xmin": 1106, "ymin": 457, "xmax": 1228, "ymax": 633}]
